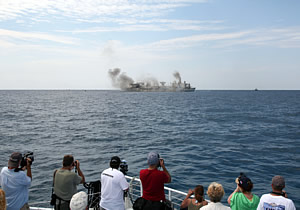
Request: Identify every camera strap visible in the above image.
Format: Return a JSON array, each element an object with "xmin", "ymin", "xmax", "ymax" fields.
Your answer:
[{"xmin": 271, "ymin": 191, "xmax": 285, "ymax": 197}]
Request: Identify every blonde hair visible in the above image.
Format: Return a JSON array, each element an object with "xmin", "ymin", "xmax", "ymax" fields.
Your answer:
[
  {"xmin": 0, "ymin": 189, "xmax": 6, "ymax": 210},
  {"xmin": 207, "ymin": 182, "xmax": 225, "ymax": 202}
]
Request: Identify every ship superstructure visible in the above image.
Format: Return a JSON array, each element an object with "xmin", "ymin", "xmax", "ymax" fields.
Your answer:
[{"xmin": 125, "ymin": 80, "xmax": 195, "ymax": 92}]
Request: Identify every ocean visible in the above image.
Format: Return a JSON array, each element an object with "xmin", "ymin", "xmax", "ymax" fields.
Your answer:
[{"xmin": 0, "ymin": 90, "xmax": 299, "ymax": 208}]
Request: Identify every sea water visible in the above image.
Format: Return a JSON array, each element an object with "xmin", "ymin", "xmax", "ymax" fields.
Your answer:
[{"xmin": 0, "ymin": 90, "xmax": 299, "ymax": 208}]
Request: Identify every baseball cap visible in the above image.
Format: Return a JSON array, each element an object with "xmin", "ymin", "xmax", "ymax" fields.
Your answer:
[
  {"xmin": 110, "ymin": 156, "xmax": 121, "ymax": 165},
  {"xmin": 147, "ymin": 151, "xmax": 159, "ymax": 166},
  {"xmin": 70, "ymin": 191, "xmax": 88, "ymax": 210},
  {"xmin": 8, "ymin": 152, "xmax": 22, "ymax": 168}
]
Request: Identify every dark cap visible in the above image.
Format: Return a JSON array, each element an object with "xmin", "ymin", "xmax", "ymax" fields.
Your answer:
[
  {"xmin": 238, "ymin": 176, "xmax": 253, "ymax": 191},
  {"xmin": 8, "ymin": 152, "xmax": 22, "ymax": 167},
  {"xmin": 272, "ymin": 175, "xmax": 285, "ymax": 191}
]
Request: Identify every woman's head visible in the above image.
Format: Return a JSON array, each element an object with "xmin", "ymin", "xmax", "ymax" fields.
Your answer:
[
  {"xmin": 238, "ymin": 176, "xmax": 253, "ymax": 192},
  {"xmin": 207, "ymin": 182, "xmax": 225, "ymax": 202},
  {"xmin": 194, "ymin": 185, "xmax": 205, "ymax": 202}
]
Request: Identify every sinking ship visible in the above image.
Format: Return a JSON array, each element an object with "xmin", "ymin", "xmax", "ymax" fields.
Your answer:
[{"xmin": 125, "ymin": 80, "xmax": 195, "ymax": 92}]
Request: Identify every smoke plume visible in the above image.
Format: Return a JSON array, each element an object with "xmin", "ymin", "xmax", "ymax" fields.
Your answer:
[
  {"xmin": 173, "ymin": 71, "xmax": 182, "ymax": 84},
  {"xmin": 108, "ymin": 69, "xmax": 184, "ymax": 90},
  {"xmin": 108, "ymin": 68, "xmax": 134, "ymax": 90}
]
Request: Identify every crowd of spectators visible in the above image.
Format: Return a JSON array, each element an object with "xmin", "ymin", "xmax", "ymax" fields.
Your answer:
[{"xmin": 0, "ymin": 151, "xmax": 297, "ymax": 210}]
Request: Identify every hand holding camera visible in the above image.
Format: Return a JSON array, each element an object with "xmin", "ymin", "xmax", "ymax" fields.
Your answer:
[
  {"xmin": 188, "ymin": 189, "xmax": 194, "ymax": 196},
  {"xmin": 159, "ymin": 158, "xmax": 165, "ymax": 168}
]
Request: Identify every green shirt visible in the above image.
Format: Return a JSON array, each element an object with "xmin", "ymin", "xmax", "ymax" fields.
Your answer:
[
  {"xmin": 230, "ymin": 192, "xmax": 260, "ymax": 210},
  {"xmin": 54, "ymin": 169, "xmax": 82, "ymax": 200}
]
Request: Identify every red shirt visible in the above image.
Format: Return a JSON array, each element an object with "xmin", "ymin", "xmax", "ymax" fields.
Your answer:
[{"xmin": 140, "ymin": 168, "xmax": 169, "ymax": 201}]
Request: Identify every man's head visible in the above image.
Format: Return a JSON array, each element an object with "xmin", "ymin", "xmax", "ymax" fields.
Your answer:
[
  {"xmin": 63, "ymin": 155, "xmax": 74, "ymax": 167},
  {"xmin": 70, "ymin": 191, "xmax": 88, "ymax": 210},
  {"xmin": 8, "ymin": 152, "xmax": 22, "ymax": 168},
  {"xmin": 147, "ymin": 151, "xmax": 159, "ymax": 167},
  {"xmin": 110, "ymin": 156, "xmax": 121, "ymax": 169},
  {"xmin": 272, "ymin": 175, "xmax": 285, "ymax": 191}
]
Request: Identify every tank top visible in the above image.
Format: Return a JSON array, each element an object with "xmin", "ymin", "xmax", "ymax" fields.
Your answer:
[{"xmin": 188, "ymin": 199, "xmax": 205, "ymax": 210}]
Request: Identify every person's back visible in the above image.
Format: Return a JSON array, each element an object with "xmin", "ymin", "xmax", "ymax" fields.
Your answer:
[
  {"xmin": 200, "ymin": 182, "xmax": 230, "ymax": 210},
  {"xmin": 140, "ymin": 168, "xmax": 168, "ymax": 201},
  {"xmin": 257, "ymin": 193, "xmax": 295, "ymax": 210},
  {"xmin": 54, "ymin": 155, "xmax": 85, "ymax": 210},
  {"xmin": 100, "ymin": 156, "xmax": 129, "ymax": 210},
  {"xmin": 231, "ymin": 192, "xmax": 259, "ymax": 210},
  {"xmin": 0, "ymin": 152, "xmax": 32, "ymax": 210},
  {"xmin": 257, "ymin": 175, "xmax": 296, "ymax": 210},
  {"xmin": 228, "ymin": 174, "xmax": 259, "ymax": 210},
  {"xmin": 140, "ymin": 151, "xmax": 171, "ymax": 202},
  {"xmin": 54, "ymin": 169, "xmax": 82, "ymax": 200}
]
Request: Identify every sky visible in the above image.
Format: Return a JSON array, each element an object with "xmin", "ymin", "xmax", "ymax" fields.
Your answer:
[{"xmin": 0, "ymin": 0, "xmax": 300, "ymax": 90}]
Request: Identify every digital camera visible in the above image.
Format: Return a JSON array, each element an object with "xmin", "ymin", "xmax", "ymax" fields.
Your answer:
[{"xmin": 235, "ymin": 172, "xmax": 246, "ymax": 184}]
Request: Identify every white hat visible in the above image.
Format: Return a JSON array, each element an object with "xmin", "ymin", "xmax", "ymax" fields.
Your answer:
[{"xmin": 70, "ymin": 191, "xmax": 88, "ymax": 210}]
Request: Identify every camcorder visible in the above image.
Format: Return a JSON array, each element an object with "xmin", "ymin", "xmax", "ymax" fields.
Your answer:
[
  {"xmin": 14, "ymin": 151, "xmax": 34, "ymax": 172},
  {"xmin": 120, "ymin": 159, "xmax": 128, "ymax": 175},
  {"xmin": 20, "ymin": 151, "xmax": 34, "ymax": 168}
]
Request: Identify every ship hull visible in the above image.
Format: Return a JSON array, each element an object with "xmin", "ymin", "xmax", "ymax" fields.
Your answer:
[{"xmin": 124, "ymin": 87, "xmax": 196, "ymax": 92}]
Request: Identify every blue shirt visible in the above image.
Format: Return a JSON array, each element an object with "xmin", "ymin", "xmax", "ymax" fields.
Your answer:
[{"xmin": 0, "ymin": 167, "xmax": 31, "ymax": 210}]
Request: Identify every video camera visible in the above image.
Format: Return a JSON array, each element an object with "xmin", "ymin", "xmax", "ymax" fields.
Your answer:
[
  {"xmin": 20, "ymin": 151, "xmax": 34, "ymax": 168},
  {"xmin": 120, "ymin": 159, "xmax": 128, "ymax": 175}
]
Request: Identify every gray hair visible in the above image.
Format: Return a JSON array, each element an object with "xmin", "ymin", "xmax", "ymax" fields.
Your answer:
[{"xmin": 272, "ymin": 175, "xmax": 285, "ymax": 191}]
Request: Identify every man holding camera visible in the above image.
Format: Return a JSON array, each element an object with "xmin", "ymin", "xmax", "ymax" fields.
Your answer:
[
  {"xmin": 100, "ymin": 156, "xmax": 129, "ymax": 210},
  {"xmin": 53, "ymin": 155, "xmax": 85, "ymax": 210},
  {"xmin": 257, "ymin": 175, "xmax": 296, "ymax": 210},
  {"xmin": 139, "ymin": 151, "xmax": 171, "ymax": 209},
  {"xmin": 0, "ymin": 152, "xmax": 32, "ymax": 210}
]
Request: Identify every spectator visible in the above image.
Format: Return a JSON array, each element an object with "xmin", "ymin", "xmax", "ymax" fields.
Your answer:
[
  {"xmin": 0, "ymin": 189, "xmax": 6, "ymax": 210},
  {"xmin": 54, "ymin": 155, "xmax": 85, "ymax": 210},
  {"xmin": 227, "ymin": 173, "xmax": 259, "ymax": 210},
  {"xmin": 100, "ymin": 156, "xmax": 129, "ymax": 210},
  {"xmin": 139, "ymin": 151, "xmax": 171, "ymax": 210},
  {"xmin": 256, "ymin": 175, "xmax": 296, "ymax": 210},
  {"xmin": 200, "ymin": 182, "xmax": 230, "ymax": 210},
  {"xmin": 0, "ymin": 152, "xmax": 32, "ymax": 210},
  {"xmin": 180, "ymin": 185, "xmax": 208, "ymax": 210},
  {"xmin": 70, "ymin": 191, "xmax": 88, "ymax": 210}
]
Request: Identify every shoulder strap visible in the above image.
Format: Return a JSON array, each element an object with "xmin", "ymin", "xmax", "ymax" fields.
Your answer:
[{"xmin": 53, "ymin": 170, "xmax": 58, "ymax": 187}]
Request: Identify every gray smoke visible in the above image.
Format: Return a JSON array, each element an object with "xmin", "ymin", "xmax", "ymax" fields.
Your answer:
[
  {"xmin": 143, "ymin": 77, "xmax": 159, "ymax": 87},
  {"xmin": 108, "ymin": 69, "xmax": 184, "ymax": 90},
  {"xmin": 173, "ymin": 71, "xmax": 182, "ymax": 84},
  {"xmin": 108, "ymin": 68, "xmax": 134, "ymax": 90}
]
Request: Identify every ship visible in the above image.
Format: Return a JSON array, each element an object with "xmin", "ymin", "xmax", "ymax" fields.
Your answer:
[{"xmin": 125, "ymin": 81, "xmax": 196, "ymax": 92}]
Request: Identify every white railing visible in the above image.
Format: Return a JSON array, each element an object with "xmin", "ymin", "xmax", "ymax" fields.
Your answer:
[{"xmin": 31, "ymin": 176, "xmax": 188, "ymax": 210}]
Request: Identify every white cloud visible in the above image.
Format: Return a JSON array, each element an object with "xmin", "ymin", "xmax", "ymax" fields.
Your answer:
[
  {"xmin": 0, "ymin": 29, "xmax": 78, "ymax": 45},
  {"xmin": 0, "ymin": 0, "xmax": 207, "ymax": 22}
]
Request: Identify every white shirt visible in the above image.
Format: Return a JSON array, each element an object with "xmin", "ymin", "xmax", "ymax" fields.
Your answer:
[
  {"xmin": 200, "ymin": 202, "xmax": 231, "ymax": 210},
  {"xmin": 257, "ymin": 193, "xmax": 296, "ymax": 210},
  {"xmin": 100, "ymin": 168, "xmax": 129, "ymax": 210}
]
